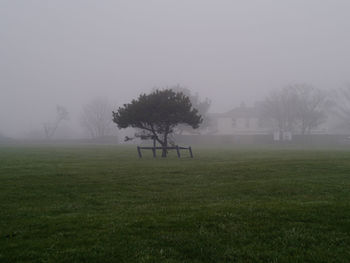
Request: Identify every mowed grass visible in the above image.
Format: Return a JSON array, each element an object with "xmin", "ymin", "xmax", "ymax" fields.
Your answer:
[{"xmin": 0, "ymin": 145, "xmax": 350, "ymax": 262}]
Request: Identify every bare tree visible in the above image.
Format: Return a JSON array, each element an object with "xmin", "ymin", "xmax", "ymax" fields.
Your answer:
[
  {"xmin": 261, "ymin": 86, "xmax": 299, "ymax": 137},
  {"xmin": 43, "ymin": 105, "xmax": 69, "ymax": 139},
  {"xmin": 80, "ymin": 98, "xmax": 114, "ymax": 138},
  {"xmin": 262, "ymin": 84, "xmax": 329, "ymax": 135},
  {"xmin": 292, "ymin": 84, "xmax": 328, "ymax": 134}
]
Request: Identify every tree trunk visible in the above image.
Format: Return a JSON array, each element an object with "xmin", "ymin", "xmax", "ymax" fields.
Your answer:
[
  {"xmin": 161, "ymin": 147, "xmax": 167, "ymax": 157},
  {"xmin": 161, "ymin": 133, "xmax": 168, "ymax": 158}
]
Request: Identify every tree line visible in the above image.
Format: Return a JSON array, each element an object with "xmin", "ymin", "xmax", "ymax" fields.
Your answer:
[
  {"xmin": 261, "ymin": 84, "xmax": 350, "ymax": 135},
  {"xmin": 42, "ymin": 84, "xmax": 350, "ymax": 140}
]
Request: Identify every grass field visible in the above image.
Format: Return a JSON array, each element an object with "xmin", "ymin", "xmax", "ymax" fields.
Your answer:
[{"xmin": 0, "ymin": 144, "xmax": 350, "ymax": 262}]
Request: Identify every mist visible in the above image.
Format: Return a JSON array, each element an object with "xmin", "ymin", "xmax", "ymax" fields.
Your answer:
[{"xmin": 1, "ymin": 0, "xmax": 350, "ymax": 138}]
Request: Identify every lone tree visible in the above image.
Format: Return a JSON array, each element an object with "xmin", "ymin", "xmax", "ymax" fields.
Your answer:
[{"xmin": 113, "ymin": 89, "xmax": 202, "ymax": 157}]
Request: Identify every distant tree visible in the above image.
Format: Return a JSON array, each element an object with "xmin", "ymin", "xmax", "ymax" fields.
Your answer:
[
  {"xmin": 293, "ymin": 85, "xmax": 329, "ymax": 134},
  {"xmin": 43, "ymin": 105, "xmax": 69, "ymax": 140},
  {"xmin": 168, "ymin": 85, "xmax": 211, "ymax": 134},
  {"xmin": 80, "ymin": 98, "xmax": 114, "ymax": 139},
  {"xmin": 262, "ymin": 86, "xmax": 299, "ymax": 137},
  {"xmin": 262, "ymin": 84, "xmax": 328, "ymax": 135},
  {"xmin": 113, "ymin": 89, "xmax": 202, "ymax": 157},
  {"xmin": 333, "ymin": 86, "xmax": 350, "ymax": 128}
]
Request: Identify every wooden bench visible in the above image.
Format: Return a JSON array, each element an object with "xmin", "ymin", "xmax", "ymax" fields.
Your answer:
[{"xmin": 137, "ymin": 146, "xmax": 193, "ymax": 158}]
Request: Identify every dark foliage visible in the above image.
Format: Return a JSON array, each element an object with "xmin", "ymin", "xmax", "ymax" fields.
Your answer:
[{"xmin": 113, "ymin": 89, "xmax": 202, "ymax": 156}]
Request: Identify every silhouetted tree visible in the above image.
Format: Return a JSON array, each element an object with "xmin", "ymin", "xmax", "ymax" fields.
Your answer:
[
  {"xmin": 80, "ymin": 97, "xmax": 114, "ymax": 139},
  {"xmin": 43, "ymin": 105, "xmax": 69, "ymax": 139},
  {"xmin": 113, "ymin": 89, "xmax": 202, "ymax": 157}
]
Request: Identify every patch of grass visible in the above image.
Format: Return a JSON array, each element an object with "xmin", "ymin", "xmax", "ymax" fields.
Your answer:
[{"xmin": 0, "ymin": 145, "xmax": 350, "ymax": 262}]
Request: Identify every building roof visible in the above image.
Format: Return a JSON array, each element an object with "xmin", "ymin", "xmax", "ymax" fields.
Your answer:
[{"xmin": 213, "ymin": 103, "xmax": 261, "ymax": 119}]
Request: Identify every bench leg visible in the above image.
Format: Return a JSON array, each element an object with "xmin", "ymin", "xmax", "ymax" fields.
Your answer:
[
  {"xmin": 137, "ymin": 146, "xmax": 142, "ymax": 158},
  {"xmin": 189, "ymin": 147, "xmax": 193, "ymax": 158},
  {"xmin": 176, "ymin": 146, "xmax": 181, "ymax": 158}
]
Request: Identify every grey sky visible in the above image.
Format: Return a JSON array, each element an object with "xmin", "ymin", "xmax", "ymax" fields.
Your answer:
[{"xmin": 1, "ymin": 0, "xmax": 350, "ymax": 136}]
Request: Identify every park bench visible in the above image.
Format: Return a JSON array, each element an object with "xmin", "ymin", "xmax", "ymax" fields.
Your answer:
[{"xmin": 137, "ymin": 145, "xmax": 193, "ymax": 158}]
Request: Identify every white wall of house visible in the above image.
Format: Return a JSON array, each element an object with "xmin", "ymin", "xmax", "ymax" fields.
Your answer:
[
  {"xmin": 217, "ymin": 117, "xmax": 232, "ymax": 135},
  {"xmin": 216, "ymin": 117, "xmax": 266, "ymax": 135}
]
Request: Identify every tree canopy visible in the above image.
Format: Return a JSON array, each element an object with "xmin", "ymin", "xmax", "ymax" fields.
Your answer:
[{"xmin": 113, "ymin": 89, "xmax": 202, "ymax": 156}]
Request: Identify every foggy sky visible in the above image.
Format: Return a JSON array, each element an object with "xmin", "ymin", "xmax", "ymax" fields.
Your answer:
[{"xmin": 1, "ymin": 0, "xmax": 350, "ymax": 137}]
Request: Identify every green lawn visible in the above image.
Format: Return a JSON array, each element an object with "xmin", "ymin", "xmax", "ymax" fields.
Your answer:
[{"xmin": 0, "ymin": 145, "xmax": 350, "ymax": 262}]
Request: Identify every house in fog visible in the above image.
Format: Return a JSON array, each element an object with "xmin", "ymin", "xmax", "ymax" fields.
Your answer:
[
  {"xmin": 209, "ymin": 102, "xmax": 338, "ymax": 141},
  {"xmin": 210, "ymin": 102, "xmax": 269, "ymax": 136},
  {"xmin": 209, "ymin": 102, "xmax": 295, "ymax": 141}
]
